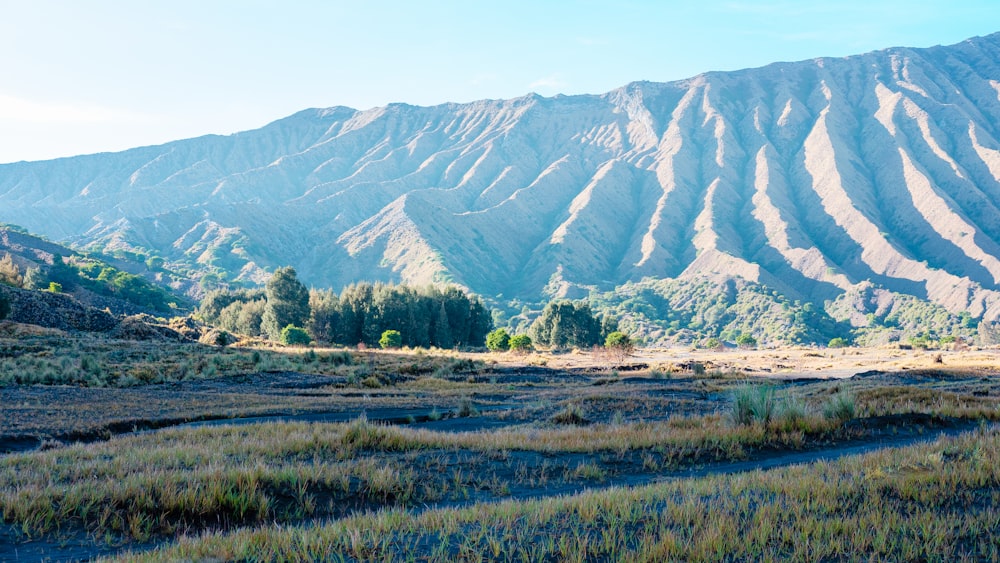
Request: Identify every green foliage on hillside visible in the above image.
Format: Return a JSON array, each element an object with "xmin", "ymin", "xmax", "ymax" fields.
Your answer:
[
  {"xmin": 587, "ymin": 276, "xmax": 991, "ymax": 347},
  {"xmin": 10, "ymin": 253, "xmax": 184, "ymax": 313},
  {"xmin": 826, "ymin": 282, "xmax": 979, "ymax": 346},
  {"xmin": 590, "ymin": 277, "xmax": 844, "ymax": 346}
]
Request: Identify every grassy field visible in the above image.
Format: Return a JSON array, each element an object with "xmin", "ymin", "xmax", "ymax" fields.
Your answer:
[
  {"xmin": 1, "ymin": 322, "xmax": 999, "ymax": 560},
  {"xmin": 117, "ymin": 427, "xmax": 1000, "ymax": 562}
]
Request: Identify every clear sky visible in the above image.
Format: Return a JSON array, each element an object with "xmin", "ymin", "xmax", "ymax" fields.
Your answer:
[{"xmin": 2, "ymin": 0, "xmax": 999, "ymax": 163}]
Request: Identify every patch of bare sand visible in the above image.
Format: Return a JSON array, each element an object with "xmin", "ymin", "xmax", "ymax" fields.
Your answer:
[{"xmin": 476, "ymin": 347, "xmax": 1000, "ymax": 379}]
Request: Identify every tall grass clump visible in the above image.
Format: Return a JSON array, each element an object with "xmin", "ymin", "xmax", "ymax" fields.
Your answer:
[
  {"xmin": 730, "ymin": 383, "xmax": 776, "ymax": 426},
  {"xmin": 824, "ymin": 391, "xmax": 856, "ymax": 423}
]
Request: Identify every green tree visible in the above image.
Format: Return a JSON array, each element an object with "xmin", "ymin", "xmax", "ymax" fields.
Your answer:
[
  {"xmin": 261, "ymin": 267, "xmax": 310, "ymax": 341},
  {"xmin": 604, "ymin": 331, "xmax": 635, "ymax": 363},
  {"xmin": 735, "ymin": 333, "xmax": 758, "ymax": 349},
  {"xmin": 379, "ymin": 329, "xmax": 402, "ymax": 349},
  {"xmin": 486, "ymin": 328, "xmax": 510, "ymax": 352},
  {"xmin": 280, "ymin": 325, "xmax": 312, "ymax": 346},
  {"xmin": 509, "ymin": 334, "xmax": 533, "ymax": 353},
  {"xmin": 0, "ymin": 293, "xmax": 9, "ymax": 320},
  {"xmin": 828, "ymin": 337, "xmax": 849, "ymax": 348},
  {"xmin": 48, "ymin": 255, "xmax": 78, "ymax": 290},
  {"xmin": 530, "ymin": 301, "xmax": 602, "ymax": 349},
  {"xmin": 466, "ymin": 296, "xmax": 493, "ymax": 347},
  {"xmin": 432, "ymin": 300, "xmax": 453, "ymax": 348}
]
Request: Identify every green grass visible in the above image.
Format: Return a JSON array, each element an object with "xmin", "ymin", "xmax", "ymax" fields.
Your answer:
[{"xmin": 113, "ymin": 427, "xmax": 1000, "ymax": 561}]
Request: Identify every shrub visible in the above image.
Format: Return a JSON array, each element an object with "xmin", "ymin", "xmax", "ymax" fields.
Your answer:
[
  {"xmin": 828, "ymin": 337, "xmax": 849, "ymax": 348},
  {"xmin": 550, "ymin": 403, "xmax": 588, "ymax": 425},
  {"xmin": 379, "ymin": 329, "xmax": 402, "ymax": 349},
  {"xmin": 279, "ymin": 324, "xmax": 312, "ymax": 346},
  {"xmin": 455, "ymin": 397, "xmax": 479, "ymax": 417},
  {"xmin": 508, "ymin": 334, "xmax": 533, "ymax": 354},
  {"xmin": 485, "ymin": 328, "xmax": 510, "ymax": 352},
  {"xmin": 702, "ymin": 337, "xmax": 722, "ymax": 350},
  {"xmin": 199, "ymin": 328, "xmax": 235, "ymax": 347}
]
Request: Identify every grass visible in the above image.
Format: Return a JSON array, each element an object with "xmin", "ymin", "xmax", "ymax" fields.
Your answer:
[
  {"xmin": 3, "ymin": 334, "xmax": 1000, "ymax": 559},
  {"xmin": 114, "ymin": 426, "xmax": 1000, "ymax": 562},
  {"xmin": 0, "ymin": 409, "xmax": 866, "ymax": 546}
]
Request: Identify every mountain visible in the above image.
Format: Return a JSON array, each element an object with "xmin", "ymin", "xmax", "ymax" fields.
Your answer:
[{"xmin": 5, "ymin": 33, "xmax": 1000, "ymax": 322}]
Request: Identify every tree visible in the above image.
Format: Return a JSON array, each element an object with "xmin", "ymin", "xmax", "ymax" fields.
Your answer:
[
  {"xmin": 48, "ymin": 255, "xmax": 78, "ymax": 290},
  {"xmin": 22, "ymin": 267, "xmax": 43, "ymax": 290},
  {"xmin": 0, "ymin": 253, "xmax": 23, "ymax": 288},
  {"xmin": 261, "ymin": 267, "xmax": 310, "ymax": 341},
  {"xmin": 280, "ymin": 325, "xmax": 312, "ymax": 346},
  {"xmin": 509, "ymin": 334, "xmax": 533, "ymax": 354},
  {"xmin": 466, "ymin": 296, "xmax": 493, "ymax": 347},
  {"xmin": 379, "ymin": 329, "xmax": 402, "ymax": 349},
  {"xmin": 0, "ymin": 293, "xmax": 9, "ymax": 320},
  {"xmin": 486, "ymin": 328, "xmax": 510, "ymax": 352},
  {"xmin": 735, "ymin": 333, "xmax": 758, "ymax": 349},
  {"xmin": 431, "ymin": 300, "xmax": 453, "ymax": 348},
  {"xmin": 604, "ymin": 331, "xmax": 634, "ymax": 363},
  {"xmin": 828, "ymin": 337, "xmax": 849, "ymax": 348},
  {"xmin": 529, "ymin": 301, "xmax": 602, "ymax": 349}
]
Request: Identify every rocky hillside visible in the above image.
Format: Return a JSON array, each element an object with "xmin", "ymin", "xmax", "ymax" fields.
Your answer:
[{"xmin": 4, "ymin": 33, "xmax": 1000, "ymax": 320}]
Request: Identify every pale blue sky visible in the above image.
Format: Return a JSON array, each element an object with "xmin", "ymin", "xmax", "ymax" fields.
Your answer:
[{"xmin": 2, "ymin": 0, "xmax": 999, "ymax": 163}]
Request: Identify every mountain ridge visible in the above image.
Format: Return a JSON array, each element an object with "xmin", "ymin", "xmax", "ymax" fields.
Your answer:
[{"xmin": 4, "ymin": 33, "xmax": 1000, "ymax": 320}]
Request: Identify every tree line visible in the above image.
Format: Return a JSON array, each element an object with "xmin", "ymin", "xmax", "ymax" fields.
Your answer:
[{"xmin": 199, "ymin": 267, "xmax": 493, "ymax": 348}]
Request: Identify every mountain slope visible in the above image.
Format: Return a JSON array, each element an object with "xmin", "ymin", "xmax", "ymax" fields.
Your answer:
[{"xmin": 5, "ymin": 34, "xmax": 1000, "ymax": 319}]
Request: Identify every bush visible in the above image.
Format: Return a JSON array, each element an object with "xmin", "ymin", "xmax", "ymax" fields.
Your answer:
[
  {"xmin": 279, "ymin": 324, "xmax": 312, "ymax": 346},
  {"xmin": 47, "ymin": 282, "xmax": 62, "ymax": 293},
  {"xmin": 509, "ymin": 334, "xmax": 533, "ymax": 354},
  {"xmin": 828, "ymin": 337, "xmax": 849, "ymax": 348},
  {"xmin": 485, "ymin": 328, "xmax": 510, "ymax": 352},
  {"xmin": 379, "ymin": 329, "xmax": 402, "ymax": 349},
  {"xmin": 702, "ymin": 337, "xmax": 722, "ymax": 350},
  {"xmin": 550, "ymin": 403, "xmax": 588, "ymax": 425},
  {"xmin": 199, "ymin": 328, "xmax": 235, "ymax": 347},
  {"xmin": 735, "ymin": 333, "xmax": 758, "ymax": 349}
]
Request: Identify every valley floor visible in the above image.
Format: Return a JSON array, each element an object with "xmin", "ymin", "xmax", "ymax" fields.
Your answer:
[{"xmin": 0, "ymin": 328, "xmax": 998, "ymax": 560}]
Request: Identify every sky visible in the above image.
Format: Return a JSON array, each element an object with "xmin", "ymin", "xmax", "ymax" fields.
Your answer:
[{"xmin": 2, "ymin": 0, "xmax": 999, "ymax": 163}]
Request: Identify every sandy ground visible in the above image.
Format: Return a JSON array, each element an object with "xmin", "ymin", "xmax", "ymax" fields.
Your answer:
[{"xmin": 480, "ymin": 346, "xmax": 1000, "ymax": 379}]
